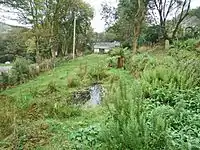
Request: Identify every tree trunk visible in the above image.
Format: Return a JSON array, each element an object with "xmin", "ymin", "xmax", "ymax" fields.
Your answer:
[
  {"xmin": 117, "ymin": 56, "xmax": 125, "ymax": 68},
  {"xmin": 132, "ymin": 0, "xmax": 147, "ymax": 54},
  {"xmin": 132, "ymin": 22, "xmax": 140, "ymax": 54}
]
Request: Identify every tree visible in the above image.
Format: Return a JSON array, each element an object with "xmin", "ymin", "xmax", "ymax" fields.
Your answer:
[
  {"xmin": 0, "ymin": 0, "xmax": 94, "ymax": 61},
  {"xmin": 148, "ymin": 0, "xmax": 191, "ymax": 40},
  {"xmin": 102, "ymin": 0, "xmax": 149, "ymax": 53}
]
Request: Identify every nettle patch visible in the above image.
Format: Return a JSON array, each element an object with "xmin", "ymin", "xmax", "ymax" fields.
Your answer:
[{"xmin": 69, "ymin": 124, "xmax": 101, "ymax": 149}]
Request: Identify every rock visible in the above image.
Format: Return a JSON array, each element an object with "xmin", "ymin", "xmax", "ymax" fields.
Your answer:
[{"xmin": 165, "ymin": 40, "xmax": 170, "ymax": 50}]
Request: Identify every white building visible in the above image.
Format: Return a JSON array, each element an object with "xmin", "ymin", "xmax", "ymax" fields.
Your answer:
[{"xmin": 93, "ymin": 41, "xmax": 120, "ymax": 53}]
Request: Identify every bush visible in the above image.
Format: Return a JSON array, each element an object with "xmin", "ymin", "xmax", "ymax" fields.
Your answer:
[
  {"xmin": 109, "ymin": 47, "xmax": 129, "ymax": 57},
  {"xmin": 141, "ymin": 65, "xmax": 200, "ymax": 98},
  {"xmin": 88, "ymin": 64, "xmax": 108, "ymax": 81},
  {"xmin": 28, "ymin": 63, "xmax": 40, "ymax": 78},
  {"xmin": 70, "ymin": 125, "xmax": 101, "ymax": 149},
  {"xmin": 125, "ymin": 53, "xmax": 158, "ymax": 75},
  {"xmin": 38, "ymin": 59, "xmax": 55, "ymax": 72},
  {"xmin": 9, "ymin": 57, "xmax": 31, "ymax": 84},
  {"xmin": 67, "ymin": 75, "xmax": 81, "ymax": 88},
  {"xmin": 170, "ymin": 39, "xmax": 200, "ymax": 52},
  {"xmin": 146, "ymin": 88, "xmax": 200, "ymax": 149},
  {"xmin": 99, "ymin": 81, "xmax": 172, "ymax": 150}
]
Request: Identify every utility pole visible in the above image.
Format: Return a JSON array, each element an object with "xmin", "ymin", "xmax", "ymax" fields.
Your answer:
[{"xmin": 72, "ymin": 11, "xmax": 76, "ymax": 60}]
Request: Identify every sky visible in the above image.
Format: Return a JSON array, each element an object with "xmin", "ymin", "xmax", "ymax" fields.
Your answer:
[
  {"xmin": 86, "ymin": 0, "xmax": 200, "ymax": 33},
  {"xmin": 0, "ymin": 0, "xmax": 199, "ymax": 32}
]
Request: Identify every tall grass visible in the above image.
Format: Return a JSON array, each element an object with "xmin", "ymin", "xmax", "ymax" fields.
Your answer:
[{"xmin": 99, "ymin": 81, "xmax": 173, "ymax": 150}]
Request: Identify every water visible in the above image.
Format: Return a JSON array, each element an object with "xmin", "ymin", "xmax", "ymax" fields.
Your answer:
[
  {"xmin": 0, "ymin": 66, "xmax": 12, "ymax": 75},
  {"xmin": 90, "ymin": 84, "xmax": 102, "ymax": 105}
]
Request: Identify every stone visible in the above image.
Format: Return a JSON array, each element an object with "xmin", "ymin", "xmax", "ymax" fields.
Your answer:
[{"xmin": 165, "ymin": 40, "xmax": 170, "ymax": 50}]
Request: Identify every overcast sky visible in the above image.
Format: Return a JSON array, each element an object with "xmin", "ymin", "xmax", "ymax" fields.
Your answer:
[
  {"xmin": 87, "ymin": 0, "xmax": 200, "ymax": 32},
  {"xmin": 0, "ymin": 0, "xmax": 199, "ymax": 32}
]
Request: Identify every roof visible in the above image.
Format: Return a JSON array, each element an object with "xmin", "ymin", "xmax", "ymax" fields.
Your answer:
[{"xmin": 94, "ymin": 42, "xmax": 120, "ymax": 49}]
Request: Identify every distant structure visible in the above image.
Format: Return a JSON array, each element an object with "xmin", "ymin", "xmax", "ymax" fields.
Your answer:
[{"xmin": 93, "ymin": 41, "xmax": 120, "ymax": 53}]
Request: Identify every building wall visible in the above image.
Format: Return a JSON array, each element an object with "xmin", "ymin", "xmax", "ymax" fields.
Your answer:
[
  {"xmin": 104, "ymin": 49, "xmax": 110, "ymax": 53},
  {"xmin": 94, "ymin": 48, "xmax": 99, "ymax": 53}
]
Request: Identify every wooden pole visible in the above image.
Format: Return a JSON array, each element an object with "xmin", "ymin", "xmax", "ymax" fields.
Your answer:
[{"xmin": 73, "ymin": 12, "xmax": 76, "ymax": 59}]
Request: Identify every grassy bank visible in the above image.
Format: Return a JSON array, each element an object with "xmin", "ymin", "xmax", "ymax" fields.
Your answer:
[{"xmin": 1, "ymin": 50, "xmax": 200, "ymax": 149}]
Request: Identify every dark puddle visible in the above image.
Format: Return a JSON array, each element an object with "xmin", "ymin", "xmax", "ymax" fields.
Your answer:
[{"xmin": 72, "ymin": 83, "xmax": 103, "ymax": 106}]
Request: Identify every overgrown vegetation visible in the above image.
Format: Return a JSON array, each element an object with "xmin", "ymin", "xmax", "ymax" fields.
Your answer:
[
  {"xmin": 1, "ymin": 0, "xmax": 200, "ymax": 149},
  {"xmin": 1, "ymin": 45, "xmax": 200, "ymax": 149}
]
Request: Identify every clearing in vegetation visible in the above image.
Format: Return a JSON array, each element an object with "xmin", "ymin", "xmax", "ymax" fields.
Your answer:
[{"xmin": 1, "ymin": 46, "xmax": 200, "ymax": 149}]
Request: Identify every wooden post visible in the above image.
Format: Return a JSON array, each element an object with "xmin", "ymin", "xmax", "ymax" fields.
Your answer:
[
  {"xmin": 117, "ymin": 56, "xmax": 125, "ymax": 68},
  {"xmin": 73, "ymin": 12, "xmax": 76, "ymax": 59},
  {"xmin": 165, "ymin": 39, "xmax": 170, "ymax": 50}
]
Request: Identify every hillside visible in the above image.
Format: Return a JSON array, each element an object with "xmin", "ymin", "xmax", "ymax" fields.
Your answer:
[
  {"xmin": 0, "ymin": 22, "xmax": 26, "ymax": 34},
  {"xmin": 1, "ymin": 49, "xmax": 200, "ymax": 149},
  {"xmin": 0, "ymin": 22, "xmax": 13, "ymax": 34}
]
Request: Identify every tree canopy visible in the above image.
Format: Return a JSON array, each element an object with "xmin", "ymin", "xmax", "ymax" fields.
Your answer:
[{"xmin": 0, "ymin": 0, "xmax": 94, "ymax": 62}]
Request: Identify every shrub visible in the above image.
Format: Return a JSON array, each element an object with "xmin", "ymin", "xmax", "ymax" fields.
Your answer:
[
  {"xmin": 171, "ymin": 39, "xmax": 197, "ymax": 51},
  {"xmin": 0, "ymin": 72, "xmax": 9, "ymax": 90},
  {"xmin": 146, "ymin": 88, "xmax": 200, "ymax": 149},
  {"xmin": 125, "ymin": 53, "xmax": 158, "ymax": 76},
  {"xmin": 39, "ymin": 59, "xmax": 55, "ymax": 72},
  {"xmin": 107, "ymin": 56, "xmax": 118, "ymax": 68},
  {"xmin": 83, "ymin": 49, "xmax": 92, "ymax": 55},
  {"xmin": 109, "ymin": 47, "xmax": 129, "ymax": 57},
  {"xmin": 28, "ymin": 64, "xmax": 40, "ymax": 78},
  {"xmin": 9, "ymin": 57, "xmax": 31, "ymax": 84},
  {"xmin": 141, "ymin": 65, "xmax": 200, "ymax": 98},
  {"xmin": 99, "ymin": 81, "xmax": 172, "ymax": 149},
  {"xmin": 70, "ymin": 125, "xmax": 101, "ymax": 149},
  {"xmin": 67, "ymin": 75, "xmax": 81, "ymax": 88},
  {"xmin": 88, "ymin": 64, "xmax": 108, "ymax": 81}
]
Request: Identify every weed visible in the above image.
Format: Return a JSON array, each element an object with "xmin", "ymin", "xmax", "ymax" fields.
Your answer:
[
  {"xmin": 9, "ymin": 57, "xmax": 31, "ymax": 84},
  {"xmin": 70, "ymin": 124, "xmax": 101, "ymax": 149},
  {"xmin": 67, "ymin": 75, "xmax": 81, "ymax": 88},
  {"xmin": 99, "ymin": 81, "xmax": 173, "ymax": 150},
  {"xmin": 88, "ymin": 63, "xmax": 109, "ymax": 81}
]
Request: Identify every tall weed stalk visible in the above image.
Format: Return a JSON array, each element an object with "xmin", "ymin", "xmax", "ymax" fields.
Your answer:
[{"xmin": 99, "ymin": 81, "xmax": 173, "ymax": 150}]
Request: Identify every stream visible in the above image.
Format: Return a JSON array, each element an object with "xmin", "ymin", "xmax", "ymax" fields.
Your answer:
[
  {"xmin": 72, "ymin": 84, "xmax": 103, "ymax": 106},
  {"xmin": 90, "ymin": 84, "xmax": 102, "ymax": 105}
]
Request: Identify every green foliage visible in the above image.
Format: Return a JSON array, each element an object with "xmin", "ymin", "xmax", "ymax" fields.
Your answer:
[
  {"xmin": 67, "ymin": 75, "xmax": 81, "ymax": 88},
  {"xmin": 141, "ymin": 64, "xmax": 200, "ymax": 98},
  {"xmin": 146, "ymin": 88, "xmax": 200, "ymax": 149},
  {"xmin": 44, "ymin": 103, "xmax": 82, "ymax": 119},
  {"xmin": 88, "ymin": 63, "xmax": 109, "ymax": 81},
  {"xmin": 38, "ymin": 59, "xmax": 55, "ymax": 72},
  {"xmin": 9, "ymin": 57, "xmax": 31, "ymax": 84},
  {"xmin": 70, "ymin": 125, "xmax": 101, "ymax": 149},
  {"xmin": 109, "ymin": 47, "xmax": 129, "ymax": 57},
  {"xmin": 99, "ymin": 81, "xmax": 172, "ymax": 150},
  {"xmin": 125, "ymin": 53, "xmax": 157, "ymax": 75},
  {"xmin": 171, "ymin": 39, "xmax": 198, "ymax": 51}
]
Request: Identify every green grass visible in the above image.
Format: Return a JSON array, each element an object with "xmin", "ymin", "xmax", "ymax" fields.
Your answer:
[
  {"xmin": 0, "ymin": 63, "xmax": 12, "ymax": 66},
  {"xmin": 0, "ymin": 54, "xmax": 118, "ymax": 149},
  {"xmin": 1, "ymin": 51, "xmax": 200, "ymax": 149},
  {"xmin": 1, "ymin": 54, "xmax": 141, "ymax": 149},
  {"xmin": 1, "ymin": 54, "xmax": 107, "ymax": 97}
]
